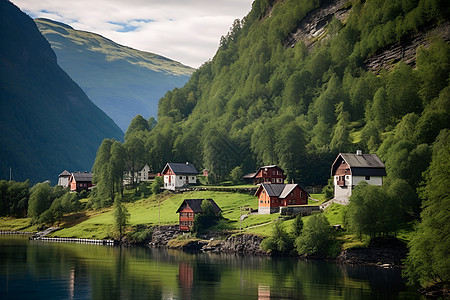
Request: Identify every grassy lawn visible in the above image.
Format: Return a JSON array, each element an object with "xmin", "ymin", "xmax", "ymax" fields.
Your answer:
[
  {"xmin": 323, "ymin": 203, "xmax": 346, "ymax": 225},
  {"xmin": 0, "ymin": 217, "xmax": 38, "ymax": 232}
]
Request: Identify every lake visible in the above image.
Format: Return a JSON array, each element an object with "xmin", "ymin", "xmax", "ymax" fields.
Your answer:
[{"xmin": 0, "ymin": 236, "xmax": 424, "ymax": 299}]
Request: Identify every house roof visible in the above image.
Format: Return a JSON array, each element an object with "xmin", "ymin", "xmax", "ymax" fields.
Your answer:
[
  {"xmin": 331, "ymin": 152, "xmax": 386, "ymax": 176},
  {"xmin": 176, "ymin": 199, "xmax": 222, "ymax": 214},
  {"xmin": 59, "ymin": 170, "xmax": 71, "ymax": 177},
  {"xmin": 70, "ymin": 172, "xmax": 92, "ymax": 182},
  {"xmin": 162, "ymin": 163, "xmax": 198, "ymax": 175},
  {"xmin": 243, "ymin": 165, "xmax": 284, "ymax": 179},
  {"xmin": 256, "ymin": 183, "xmax": 304, "ymax": 199}
]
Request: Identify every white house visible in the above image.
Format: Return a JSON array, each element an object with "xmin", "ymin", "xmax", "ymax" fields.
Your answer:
[
  {"xmin": 123, "ymin": 164, "xmax": 155, "ymax": 185},
  {"xmin": 162, "ymin": 162, "xmax": 198, "ymax": 190},
  {"xmin": 331, "ymin": 150, "xmax": 386, "ymax": 204}
]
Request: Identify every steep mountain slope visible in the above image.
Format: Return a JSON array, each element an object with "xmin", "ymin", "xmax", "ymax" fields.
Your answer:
[
  {"xmin": 123, "ymin": 0, "xmax": 449, "ymax": 187},
  {"xmin": 35, "ymin": 18, "xmax": 194, "ymax": 131},
  {"xmin": 0, "ymin": 0, "xmax": 123, "ymax": 183}
]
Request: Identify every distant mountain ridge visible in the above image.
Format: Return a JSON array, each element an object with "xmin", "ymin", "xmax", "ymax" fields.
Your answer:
[
  {"xmin": 35, "ymin": 18, "xmax": 194, "ymax": 131},
  {"xmin": 0, "ymin": 0, "xmax": 123, "ymax": 183}
]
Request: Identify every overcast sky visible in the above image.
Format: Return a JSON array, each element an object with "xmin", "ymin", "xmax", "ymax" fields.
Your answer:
[{"xmin": 11, "ymin": 0, "xmax": 254, "ymax": 68}]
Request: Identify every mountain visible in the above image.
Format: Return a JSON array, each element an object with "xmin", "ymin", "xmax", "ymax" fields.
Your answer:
[
  {"xmin": 0, "ymin": 0, "xmax": 124, "ymax": 183},
  {"xmin": 122, "ymin": 0, "xmax": 449, "ymax": 186},
  {"xmin": 35, "ymin": 18, "xmax": 194, "ymax": 131}
]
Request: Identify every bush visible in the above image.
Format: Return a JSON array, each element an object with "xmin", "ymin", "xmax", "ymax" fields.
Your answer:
[
  {"xmin": 260, "ymin": 220, "xmax": 295, "ymax": 254},
  {"xmin": 295, "ymin": 213, "xmax": 339, "ymax": 257},
  {"xmin": 126, "ymin": 225, "xmax": 153, "ymax": 244}
]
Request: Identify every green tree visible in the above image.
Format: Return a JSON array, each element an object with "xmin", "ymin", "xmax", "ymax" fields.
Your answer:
[
  {"xmin": 292, "ymin": 214, "xmax": 304, "ymax": 237},
  {"xmin": 295, "ymin": 213, "xmax": 338, "ymax": 257},
  {"xmin": 230, "ymin": 166, "xmax": 243, "ymax": 185},
  {"xmin": 345, "ymin": 182, "xmax": 403, "ymax": 238},
  {"xmin": 113, "ymin": 198, "xmax": 130, "ymax": 239},
  {"xmin": 330, "ymin": 102, "xmax": 352, "ymax": 153},
  {"xmin": 125, "ymin": 114, "xmax": 150, "ymax": 140},
  {"xmin": 124, "ymin": 136, "xmax": 145, "ymax": 189},
  {"xmin": 404, "ymin": 129, "xmax": 450, "ymax": 289},
  {"xmin": 260, "ymin": 220, "xmax": 294, "ymax": 254},
  {"xmin": 151, "ymin": 176, "xmax": 163, "ymax": 195},
  {"xmin": 192, "ymin": 200, "xmax": 220, "ymax": 234},
  {"xmin": 27, "ymin": 182, "xmax": 52, "ymax": 223}
]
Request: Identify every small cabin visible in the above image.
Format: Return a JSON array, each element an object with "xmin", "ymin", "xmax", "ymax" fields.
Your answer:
[
  {"xmin": 68, "ymin": 172, "xmax": 93, "ymax": 192},
  {"xmin": 243, "ymin": 165, "xmax": 286, "ymax": 185},
  {"xmin": 162, "ymin": 163, "xmax": 198, "ymax": 190},
  {"xmin": 57, "ymin": 170, "xmax": 71, "ymax": 188},
  {"xmin": 176, "ymin": 199, "xmax": 222, "ymax": 231},
  {"xmin": 255, "ymin": 183, "xmax": 308, "ymax": 214},
  {"xmin": 123, "ymin": 164, "xmax": 156, "ymax": 185},
  {"xmin": 331, "ymin": 150, "xmax": 386, "ymax": 204}
]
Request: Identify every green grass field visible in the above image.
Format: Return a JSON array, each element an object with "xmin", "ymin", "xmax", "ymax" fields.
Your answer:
[{"xmin": 0, "ymin": 191, "xmax": 413, "ymax": 248}]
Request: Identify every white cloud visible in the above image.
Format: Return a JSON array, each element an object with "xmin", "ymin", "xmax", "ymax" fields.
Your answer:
[{"xmin": 11, "ymin": 0, "xmax": 253, "ymax": 68}]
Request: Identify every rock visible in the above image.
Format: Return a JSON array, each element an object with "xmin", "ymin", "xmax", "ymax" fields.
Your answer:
[
  {"xmin": 336, "ymin": 238, "xmax": 408, "ymax": 266},
  {"xmin": 215, "ymin": 234, "xmax": 266, "ymax": 255},
  {"xmin": 150, "ymin": 225, "xmax": 181, "ymax": 246},
  {"xmin": 364, "ymin": 22, "xmax": 449, "ymax": 73}
]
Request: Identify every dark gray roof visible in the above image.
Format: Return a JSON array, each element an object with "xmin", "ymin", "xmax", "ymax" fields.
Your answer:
[
  {"xmin": 340, "ymin": 153, "xmax": 385, "ymax": 168},
  {"xmin": 332, "ymin": 153, "xmax": 386, "ymax": 176},
  {"xmin": 176, "ymin": 199, "xmax": 222, "ymax": 214},
  {"xmin": 71, "ymin": 172, "xmax": 92, "ymax": 182},
  {"xmin": 257, "ymin": 183, "xmax": 301, "ymax": 199},
  {"xmin": 163, "ymin": 163, "xmax": 198, "ymax": 175}
]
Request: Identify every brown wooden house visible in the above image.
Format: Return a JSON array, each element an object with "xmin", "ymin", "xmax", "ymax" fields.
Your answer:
[
  {"xmin": 243, "ymin": 165, "xmax": 287, "ymax": 185},
  {"xmin": 68, "ymin": 172, "xmax": 93, "ymax": 192},
  {"xmin": 255, "ymin": 183, "xmax": 308, "ymax": 214},
  {"xmin": 176, "ymin": 199, "xmax": 222, "ymax": 231}
]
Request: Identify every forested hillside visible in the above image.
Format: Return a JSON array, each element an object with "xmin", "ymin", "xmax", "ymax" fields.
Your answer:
[
  {"xmin": 35, "ymin": 18, "xmax": 194, "ymax": 132},
  {"xmin": 121, "ymin": 0, "xmax": 448, "ymax": 187},
  {"xmin": 0, "ymin": 0, "xmax": 123, "ymax": 183}
]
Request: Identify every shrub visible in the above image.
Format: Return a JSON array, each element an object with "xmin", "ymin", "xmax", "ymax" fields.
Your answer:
[{"xmin": 295, "ymin": 213, "xmax": 339, "ymax": 257}]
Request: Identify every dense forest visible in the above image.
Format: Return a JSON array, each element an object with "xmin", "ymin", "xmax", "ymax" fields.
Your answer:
[
  {"xmin": 89, "ymin": 0, "xmax": 449, "ymax": 290},
  {"xmin": 0, "ymin": 0, "xmax": 124, "ymax": 183},
  {"xmin": 116, "ymin": 0, "xmax": 449, "ymax": 185}
]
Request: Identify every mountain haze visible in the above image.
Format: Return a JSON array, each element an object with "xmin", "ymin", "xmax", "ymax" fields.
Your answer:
[
  {"xmin": 0, "ymin": 0, "xmax": 123, "ymax": 183},
  {"xmin": 35, "ymin": 18, "xmax": 194, "ymax": 131}
]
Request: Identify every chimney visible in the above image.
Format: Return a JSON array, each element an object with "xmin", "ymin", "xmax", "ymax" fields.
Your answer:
[{"xmin": 356, "ymin": 150, "xmax": 362, "ymax": 156}]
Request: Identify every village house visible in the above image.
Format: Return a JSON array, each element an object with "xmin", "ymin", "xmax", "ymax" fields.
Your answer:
[
  {"xmin": 331, "ymin": 150, "xmax": 386, "ymax": 204},
  {"xmin": 68, "ymin": 172, "xmax": 93, "ymax": 192},
  {"xmin": 123, "ymin": 164, "xmax": 156, "ymax": 185},
  {"xmin": 255, "ymin": 183, "xmax": 308, "ymax": 214},
  {"xmin": 243, "ymin": 165, "xmax": 287, "ymax": 185},
  {"xmin": 176, "ymin": 199, "xmax": 222, "ymax": 231},
  {"xmin": 57, "ymin": 170, "xmax": 71, "ymax": 188},
  {"xmin": 162, "ymin": 162, "xmax": 198, "ymax": 190}
]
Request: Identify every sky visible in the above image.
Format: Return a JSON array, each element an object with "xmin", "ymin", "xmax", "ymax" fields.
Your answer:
[{"xmin": 11, "ymin": 0, "xmax": 254, "ymax": 68}]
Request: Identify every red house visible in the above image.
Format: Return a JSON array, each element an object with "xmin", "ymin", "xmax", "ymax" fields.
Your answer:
[
  {"xmin": 176, "ymin": 199, "xmax": 222, "ymax": 231},
  {"xmin": 243, "ymin": 165, "xmax": 287, "ymax": 185},
  {"xmin": 255, "ymin": 183, "xmax": 308, "ymax": 214},
  {"xmin": 68, "ymin": 172, "xmax": 93, "ymax": 192}
]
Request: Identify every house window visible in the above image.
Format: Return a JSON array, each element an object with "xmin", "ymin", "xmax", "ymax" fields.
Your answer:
[
  {"xmin": 272, "ymin": 171, "xmax": 275, "ymax": 175},
  {"xmin": 272, "ymin": 178, "xmax": 275, "ymax": 183},
  {"xmin": 180, "ymin": 176, "xmax": 182, "ymax": 179},
  {"xmin": 365, "ymin": 176, "xmax": 370, "ymax": 180},
  {"xmin": 300, "ymin": 191, "xmax": 303, "ymax": 198}
]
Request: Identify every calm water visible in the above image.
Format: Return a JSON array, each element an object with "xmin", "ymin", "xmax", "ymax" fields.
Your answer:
[{"xmin": 0, "ymin": 236, "xmax": 424, "ymax": 299}]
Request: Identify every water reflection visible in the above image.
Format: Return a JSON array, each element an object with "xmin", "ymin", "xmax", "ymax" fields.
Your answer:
[{"xmin": 0, "ymin": 236, "xmax": 423, "ymax": 299}]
